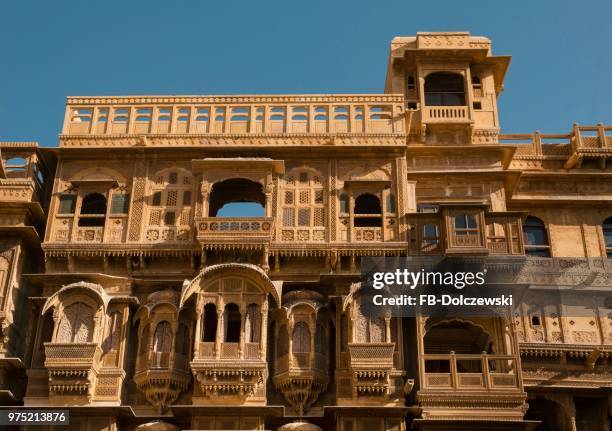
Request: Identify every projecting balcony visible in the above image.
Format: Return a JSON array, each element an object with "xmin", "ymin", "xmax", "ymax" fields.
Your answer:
[
  {"xmin": 407, "ymin": 209, "xmax": 524, "ymax": 256},
  {"xmin": 421, "ymin": 353, "xmax": 521, "ymax": 392},
  {"xmin": 43, "ymin": 342, "xmax": 101, "ymax": 398},
  {"xmin": 196, "ymin": 217, "xmax": 274, "ymax": 248},
  {"xmin": 347, "ymin": 343, "xmax": 396, "ymax": 397}
]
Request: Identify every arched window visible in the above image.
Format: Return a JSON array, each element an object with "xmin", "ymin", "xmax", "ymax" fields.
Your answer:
[
  {"xmin": 354, "ymin": 193, "xmax": 382, "ymax": 227},
  {"xmin": 523, "ymin": 216, "xmax": 550, "ymax": 257},
  {"xmin": 56, "ymin": 302, "xmax": 95, "ymax": 343},
  {"xmin": 209, "ymin": 178, "xmax": 265, "ymax": 217},
  {"xmin": 424, "ymin": 320, "xmax": 493, "ymax": 373},
  {"xmin": 281, "ymin": 169, "xmax": 325, "ymax": 241},
  {"xmin": 153, "ymin": 321, "xmax": 173, "ymax": 353},
  {"xmin": 78, "ymin": 193, "xmax": 107, "ymax": 227},
  {"xmin": 424, "ymin": 72, "xmax": 466, "ymax": 106},
  {"xmin": 354, "ymin": 300, "xmax": 385, "ymax": 343},
  {"xmin": 223, "ymin": 303, "xmax": 241, "ymax": 343},
  {"xmin": 245, "ymin": 303, "xmax": 261, "ymax": 343},
  {"xmin": 603, "ymin": 217, "xmax": 612, "ymax": 258},
  {"xmin": 202, "ymin": 303, "xmax": 218, "ymax": 342},
  {"xmin": 292, "ymin": 321, "xmax": 311, "ymax": 353},
  {"xmin": 153, "ymin": 321, "xmax": 172, "ymax": 368}
]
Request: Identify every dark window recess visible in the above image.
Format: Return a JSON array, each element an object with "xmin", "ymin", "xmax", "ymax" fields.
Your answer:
[
  {"xmin": 523, "ymin": 216, "xmax": 551, "ymax": 257},
  {"xmin": 424, "ymin": 72, "xmax": 466, "ymax": 106},
  {"xmin": 110, "ymin": 193, "xmax": 130, "ymax": 214},
  {"xmin": 531, "ymin": 315, "xmax": 541, "ymax": 326},
  {"xmin": 202, "ymin": 303, "xmax": 217, "ymax": 342},
  {"xmin": 354, "ymin": 193, "xmax": 382, "ymax": 228},
  {"xmin": 603, "ymin": 217, "xmax": 612, "ymax": 258},
  {"xmin": 406, "ymin": 75, "xmax": 416, "ymax": 91},
  {"xmin": 224, "ymin": 303, "xmax": 241, "ymax": 343},
  {"xmin": 78, "ymin": 193, "xmax": 107, "ymax": 227},
  {"xmin": 183, "ymin": 190, "xmax": 191, "ymax": 206},
  {"xmin": 80, "ymin": 193, "xmax": 106, "ymax": 215},
  {"xmin": 152, "ymin": 192, "xmax": 162, "ymax": 206},
  {"xmin": 58, "ymin": 195, "xmax": 77, "ymax": 214},
  {"xmin": 164, "ymin": 211, "xmax": 175, "ymax": 226},
  {"xmin": 473, "ymin": 102, "xmax": 482, "ymax": 110},
  {"xmin": 407, "ymin": 102, "xmax": 418, "ymax": 110},
  {"xmin": 169, "ymin": 172, "xmax": 178, "ymax": 184}
]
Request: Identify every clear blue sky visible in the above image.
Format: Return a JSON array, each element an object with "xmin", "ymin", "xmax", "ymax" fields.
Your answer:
[{"xmin": 1, "ymin": 0, "xmax": 610, "ymax": 148}]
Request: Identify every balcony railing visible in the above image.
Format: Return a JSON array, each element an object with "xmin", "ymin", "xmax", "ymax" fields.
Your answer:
[
  {"xmin": 348, "ymin": 343, "xmax": 395, "ymax": 369},
  {"xmin": 421, "ymin": 353, "xmax": 520, "ymax": 391},
  {"xmin": 196, "ymin": 217, "xmax": 274, "ymax": 245},
  {"xmin": 62, "ymin": 95, "xmax": 405, "ymax": 138},
  {"xmin": 44, "ymin": 342, "xmax": 100, "ymax": 367},
  {"xmin": 501, "ymin": 124, "xmax": 611, "ymax": 169},
  {"xmin": 422, "ymin": 106, "xmax": 471, "ymax": 124}
]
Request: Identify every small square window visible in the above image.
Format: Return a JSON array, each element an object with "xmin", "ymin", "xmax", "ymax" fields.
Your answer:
[
  {"xmin": 152, "ymin": 192, "xmax": 162, "ymax": 206},
  {"xmin": 164, "ymin": 211, "xmax": 175, "ymax": 226},
  {"xmin": 110, "ymin": 193, "xmax": 130, "ymax": 214},
  {"xmin": 168, "ymin": 172, "xmax": 178, "ymax": 184},
  {"xmin": 473, "ymin": 102, "xmax": 482, "ymax": 110},
  {"xmin": 58, "ymin": 195, "xmax": 77, "ymax": 214}
]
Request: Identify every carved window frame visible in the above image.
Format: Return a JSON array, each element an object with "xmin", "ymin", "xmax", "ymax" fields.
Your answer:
[{"xmin": 281, "ymin": 168, "xmax": 326, "ymax": 242}]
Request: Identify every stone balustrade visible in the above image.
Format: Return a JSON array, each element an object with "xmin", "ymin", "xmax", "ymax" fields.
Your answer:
[{"xmin": 61, "ymin": 95, "xmax": 406, "ymax": 143}]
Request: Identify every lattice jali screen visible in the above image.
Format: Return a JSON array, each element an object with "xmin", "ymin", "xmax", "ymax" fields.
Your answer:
[
  {"xmin": 281, "ymin": 169, "xmax": 326, "ymax": 242},
  {"xmin": 145, "ymin": 169, "xmax": 194, "ymax": 242}
]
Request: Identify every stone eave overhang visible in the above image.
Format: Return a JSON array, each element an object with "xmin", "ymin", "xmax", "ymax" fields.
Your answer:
[
  {"xmin": 406, "ymin": 144, "xmax": 517, "ymax": 169},
  {"xmin": 42, "ymin": 243, "xmax": 201, "ymax": 257},
  {"xmin": 58, "ymin": 133, "xmax": 408, "ymax": 151}
]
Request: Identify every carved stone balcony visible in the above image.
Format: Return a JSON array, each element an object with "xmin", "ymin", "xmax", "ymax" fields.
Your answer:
[
  {"xmin": 348, "ymin": 343, "xmax": 396, "ymax": 397},
  {"xmin": 196, "ymin": 217, "xmax": 273, "ymax": 250},
  {"xmin": 418, "ymin": 352, "xmax": 527, "ymax": 421},
  {"xmin": 44, "ymin": 342, "xmax": 101, "ymax": 400},
  {"xmin": 133, "ymin": 350, "xmax": 191, "ymax": 413},
  {"xmin": 273, "ymin": 352, "xmax": 329, "ymax": 415},
  {"xmin": 190, "ymin": 342, "xmax": 267, "ymax": 405}
]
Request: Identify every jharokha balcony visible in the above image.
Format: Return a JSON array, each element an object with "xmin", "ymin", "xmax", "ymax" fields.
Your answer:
[
  {"xmin": 44, "ymin": 342, "xmax": 101, "ymax": 400},
  {"xmin": 407, "ymin": 204, "xmax": 524, "ymax": 256}
]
